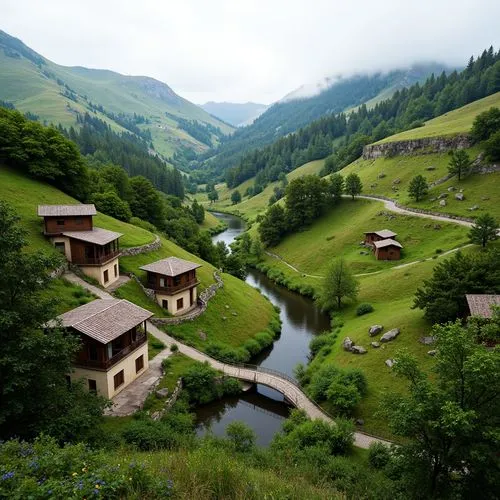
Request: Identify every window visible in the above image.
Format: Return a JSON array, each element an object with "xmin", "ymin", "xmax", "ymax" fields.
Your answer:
[
  {"xmin": 114, "ymin": 370, "xmax": 124, "ymax": 390},
  {"xmin": 75, "ymin": 217, "xmax": 83, "ymax": 225},
  {"xmin": 88, "ymin": 379, "xmax": 97, "ymax": 393},
  {"xmin": 159, "ymin": 277, "xmax": 165, "ymax": 288},
  {"xmin": 114, "ymin": 264, "xmax": 118, "ymax": 277},
  {"xmin": 176, "ymin": 297, "xmax": 184, "ymax": 310},
  {"xmin": 54, "ymin": 242, "xmax": 65, "ymax": 254},
  {"xmin": 174, "ymin": 275, "xmax": 181, "ymax": 286},
  {"xmin": 88, "ymin": 344, "xmax": 98, "ymax": 361},
  {"xmin": 103, "ymin": 270, "xmax": 109, "ymax": 283},
  {"xmin": 162, "ymin": 299, "xmax": 168, "ymax": 310},
  {"xmin": 56, "ymin": 219, "xmax": 65, "ymax": 226},
  {"xmin": 135, "ymin": 355, "xmax": 144, "ymax": 373}
]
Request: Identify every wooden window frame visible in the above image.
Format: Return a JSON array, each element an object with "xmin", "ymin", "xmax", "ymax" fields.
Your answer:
[
  {"xmin": 135, "ymin": 355, "xmax": 144, "ymax": 373},
  {"xmin": 114, "ymin": 370, "xmax": 124, "ymax": 390}
]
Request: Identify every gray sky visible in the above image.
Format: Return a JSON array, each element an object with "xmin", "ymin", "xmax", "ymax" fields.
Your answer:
[{"xmin": 2, "ymin": 0, "xmax": 499, "ymax": 104}]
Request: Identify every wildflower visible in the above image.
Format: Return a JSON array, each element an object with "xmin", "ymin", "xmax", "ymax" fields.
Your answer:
[
  {"xmin": 72, "ymin": 472, "xmax": 78, "ymax": 477},
  {"xmin": 129, "ymin": 477, "xmax": 132, "ymax": 481},
  {"xmin": 93, "ymin": 489, "xmax": 100, "ymax": 495},
  {"xmin": 82, "ymin": 467, "xmax": 87, "ymax": 473},
  {"xmin": 1, "ymin": 472, "xmax": 14, "ymax": 480}
]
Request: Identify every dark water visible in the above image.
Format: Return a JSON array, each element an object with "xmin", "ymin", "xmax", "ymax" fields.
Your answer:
[{"xmin": 195, "ymin": 212, "xmax": 330, "ymax": 445}]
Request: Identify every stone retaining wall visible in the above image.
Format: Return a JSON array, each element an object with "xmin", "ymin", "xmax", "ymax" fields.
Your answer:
[
  {"xmin": 363, "ymin": 134, "xmax": 472, "ymax": 159},
  {"xmin": 120, "ymin": 235, "xmax": 161, "ymax": 256},
  {"xmin": 50, "ymin": 262, "xmax": 68, "ymax": 279},
  {"xmin": 149, "ymin": 271, "xmax": 224, "ymax": 326},
  {"xmin": 151, "ymin": 379, "xmax": 183, "ymax": 421}
]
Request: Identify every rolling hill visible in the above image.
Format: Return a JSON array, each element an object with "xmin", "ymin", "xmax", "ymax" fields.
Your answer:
[{"xmin": 0, "ymin": 30, "xmax": 234, "ymax": 159}]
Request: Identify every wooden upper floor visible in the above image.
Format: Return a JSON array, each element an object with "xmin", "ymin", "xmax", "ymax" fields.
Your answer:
[{"xmin": 38, "ymin": 204, "xmax": 97, "ymax": 235}]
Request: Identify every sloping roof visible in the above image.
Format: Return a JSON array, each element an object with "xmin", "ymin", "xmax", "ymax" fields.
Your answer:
[
  {"xmin": 364, "ymin": 229, "xmax": 397, "ymax": 239},
  {"xmin": 466, "ymin": 294, "xmax": 500, "ymax": 318},
  {"xmin": 140, "ymin": 256, "xmax": 201, "ymax": 276},
  {"xmin": 62, "ymin": 227, "xmax": 122, "ymax": 245},
  {"xmin": 37, "ymin": 204, "xmax": 97, "ymax": 217},
  {"xmin": 373, "ymin": 238, "xmax": 403, "ymax": 249},
  {"xmin": 53, "ymin": 299, "xmax": 153, "ymax": 343}
]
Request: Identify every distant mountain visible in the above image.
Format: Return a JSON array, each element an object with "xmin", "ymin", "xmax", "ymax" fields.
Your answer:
[
  {"xmin": 0, "ymin": 30, "xmax": 234, "ymax": 160},
  {"xmin": 197, "ymin": 63, "xmax": 452, "ymax": 180},
  {"xmin": 200, "ymin": 101, "xmax": 269, "ymax": 127}
]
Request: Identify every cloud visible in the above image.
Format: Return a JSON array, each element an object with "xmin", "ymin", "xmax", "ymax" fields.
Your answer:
[{"xmin": 2, "ymin": 0, "xmax": 499, "ymax": 103}]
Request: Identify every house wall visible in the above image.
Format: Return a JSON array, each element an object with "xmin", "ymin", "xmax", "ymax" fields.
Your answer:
[
  {"xmin": 70, "ymin": 342, "xmax": 149, "ymax": 398},
  {"xmin": 44, "ymin": 215, "xmax": 93, "ymax": 234},
  {"xmin": 155, "ymin": 286, "xmax": 197, "ymax": 315},
  {"xmin": 80, "ymin": 257, "xmax": 120, "ymax": 288},
  {"xmin": 50, "ymin": 236, "xmax": 72, "ymax": 261},
  {"xmin": 375, "ymin": 247, "xmax": 401, "ymax": 261}
]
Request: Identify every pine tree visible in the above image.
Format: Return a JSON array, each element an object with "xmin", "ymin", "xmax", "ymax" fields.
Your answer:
[
  {"xmin": 468, "ymin": 213, "xmax": 498, "ymax": 248},
  {"xmin": 408, "ymin": 175, "xmax": 429, "ymax": 202},
  {"xmin": 448, "ymin": 150, "xmax": 472, "ymax": 181}
]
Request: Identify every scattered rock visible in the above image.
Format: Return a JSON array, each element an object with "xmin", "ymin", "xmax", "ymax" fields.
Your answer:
[
  {"xmin": 156, "ymin": 388, "xmax": 169, "ymax": 399},
  {"xmin": 419, "ymin": 336, "xmax": 436, "ymax": 345},
  {"xmin": 468, "ymin": 205, "xmax": 479, "ymax": 211},
  {"xmin": 343, "ymin": 337, "xmax": 353, "ymax": 352},
  {"xmin": 392, "ymin": 178, "xmax": 401, "ymax": 185},
  {"xmin": 231, "ymin": 312, "xmax": 237, "ymax": 316},
  {"xmin": 198, "ymin": 330, "xmax": 207, "ymax": 341},
  {"xmin": 356, "ymin": 419, "xmax": 365, "ymax": 426},
  {"xmin": 455, "ymin": 192, "xmax": 465, "ymax": 201},
  {"xmin": 481, "ymin": 196, "xmax": 490, "ymax": 201},
  {"xmin": 426, "ymin": 166, "xmax": 436, "ymax": 171},
  {"xmin": 221, "ymin": 316, "xmax": 227, "ymax": 321},
  {"xmin": 429, "ymin": 197, "xmax": 437, "ymax": 202},
  {"xmin": 225, "ymin": 305, "xmax": 230, "ymax": 309},
  {"xmin": 351, "ymin": 345, "xmax": 367, "ymax": 354},
  {"xmin": 447, "ymin": 186, "xmax": 456, "ymax": 192},
  {"xmin": 439, "ymin": 199, "xmax": 447, "ymax": 207},
  {"xmin": 380, "ymin": 328, "xmax": 400, "ymax": 342},
  {"xmin": 427, "ymin": 350, "xmax": 437, "ymax": 356},
  {"xmin": 378, "ymin": 172, "xmax": 386, "ymax": 179},
  {"xmin": 371, "ymin": 341, "xmax": 381, "ymax": 348},
  {"xmin": 433, "ymin": 224, "xmax": 442, "ymax": 230},
  {"xmin": 370, "ymin": 183, "xmax": 378, "ymax": 188},
  {"xmin": 438, "ymin": 193, "xmax": 448, "ymax": 199},
  {"xmin": 368, "ymin": 325, "xmax": 384, "ymax": 336},
  {"xmin": 385, "ymin": 359, "xmax": 396, "ymax": 368}
]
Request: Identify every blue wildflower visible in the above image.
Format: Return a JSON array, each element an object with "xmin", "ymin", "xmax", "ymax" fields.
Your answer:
[{"xmin": 1, "ymin": 472, "xmax": 14, "ymax": 480}]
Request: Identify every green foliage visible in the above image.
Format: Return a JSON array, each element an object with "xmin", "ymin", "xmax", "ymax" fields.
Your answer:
[
  {"xmin": 408, "ymin": 174, "xmax": 429, "ymax": 201},
  {"xmin": 208, "ymin": 189, "xmax": 219, "ymax": 203},
  {"xmin": 344, "ymin": 173, "xmax": 363, "ymax": 199},
  {"xmin": 225, "ymin": 421, "xmax": 256, "ymax": 453},
  {"xmin": 258, "ymin": 204, "xmax": 287, "ymax": 247},
  {"xmin": 0, "ymin": 201, "xmax": 107, "ymax": 441},
  {"xmin": 368, "ymin": 442, "xmax": 391, "ymax": 469},
  {"xmin": 316, "ymin": 258, "xmax": 359, "ymax": 310},
  {"xmin": 190, "ymin": 199, "xmax": 205, "ymax": 223},
  {"xmin": 0, "ymin": 435, "xmax": 173, "ymax": 499},
  {"xmin": 91, "ymin": 190, "xmax": 132, "ymax": 221},
  {"xmin": 468, "ymin": 212, "xmax": 498, "ymax": 247},
  {"xmin": 470, "ymin": 106, "xmax": 500, "ymax": 142},
  {"xmin": 356, "ymin": 303, "xmax": 374, "ymax": 316},
  {"xmin": 231, "ymin": 189, "xmax": 242, "ymax": 204},
  {"xmin": 483, "ymin": 129, "xmax": 500, "ymax": 161},
  {"xmin": 380, "ymin": 321, "xmax": 500, "ymax": 498},
  {"xmin": 170, "ymin": 343, "xmax": 179, "ymax": 352},
  {"xmin": 414, "ymin": 249, "xmax": 500, "ymax": 323},
  {"xmin": 448, "ymin": 149, "xmax": 472, "ymax": 181},
  {"xmin": 309, "ymin": 333, "xmax": 337, "ymax": 356}
]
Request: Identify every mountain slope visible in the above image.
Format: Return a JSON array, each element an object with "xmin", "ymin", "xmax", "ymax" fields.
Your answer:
[
  {"xmin": 200, "ymin": 101, "xmax": 269, "ymax": 127},
  {"xmin": 0, "ymin": 30, "xmax": 234, "ymax": 159}
]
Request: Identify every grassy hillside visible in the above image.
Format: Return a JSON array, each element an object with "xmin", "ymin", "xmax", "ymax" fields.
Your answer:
[
  {"xmin": 0, "ymin": 165, "xmax": 155, "ymax": 251},
  {"xmin": 375, "ymin": 91, "xmax": 500, "ymax": 143},
  {"xmin": 0, "ymin": 30, "xmax": 233, "ymax": 158},
  {"xmin": 199, "ymin": 159, "xmax": 326, "ymax": 221}
]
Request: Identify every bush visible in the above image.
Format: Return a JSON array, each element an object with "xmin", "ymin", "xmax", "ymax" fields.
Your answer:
[
  {"xmin": 435, "ymin": 248, "xmax": 443, "ymax": 254},
  {"xmin": 356, "ymin": 303, "xmax": 374, "ymax": 316},
  {"xmin": 368, "ymin": 442, "xmax": 391, "ymax": 469},
  {"xmin": 226, "ymin": 421, "xmax": 256, "ymax": 452},
  {"xmin": 123, "ymin": 419, "xmax": 184, "ymax": 451},
  {"xmin": 254, "ymin": 331, "xmax": 274, "ymax": 349},
  {"xmin": 170, "ymin": 343, "xmax": 179, "ymax": 352},
  {"xmin": 129, "ymin": 216, "xmax": 157, "ymax": 233},
  {"xmin": 309, "ymin": 334, "xmax": 335, "ymax": 356},
  {"xmin": 161, "ymin": 358, "xmax": 172, "ymax": 371},
  {"xmin": 243, "ymin": 338, "xmax": 261, "ymax": 356}
]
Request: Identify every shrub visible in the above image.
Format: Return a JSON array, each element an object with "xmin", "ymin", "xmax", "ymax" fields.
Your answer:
[
  {"xmin": 356, "ymin": 303, "xmax": 374, "ymax": 316},
  {"xmin": 254, "ymin": 331, "xmax": 274, "ymax": 349},
  {"xmin": 225, "ymin": 421, "xmax": 256, "ymax": 452},
  {"xmin": 161, "ymin": 358, "xmax": 172, "ymax": 371},
  {"xmin": 130, "ymin": 216, "xmax": 157, "ymax": 233},
  {"xmin": 435, "ymin": 248, "xmax": 443, "ymax": 254},
  {"xmin": 170, "ymin": 343, "xmax": 179, "ymax": 352},
  {"xmin": 309, "ymin": 334, "xmax": 335, "ymax": 356},
  {"xmin": 123, "ymin": 420, "xmax": 183, "ymax": 451},
  {"xmin": 368, "ymin": 442, "xmax": 391, "ymax": 469},
  {"xmin": 243, "ymin": 338, "xmax": 261, "ymax": 356}
]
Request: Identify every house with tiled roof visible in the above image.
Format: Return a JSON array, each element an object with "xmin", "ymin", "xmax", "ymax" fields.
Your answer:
[
  {"xmin": 363, "ymin": 229, "xmax": 402, "ymax": 260},
  {"xmin": 50, "ymin": 299, "xmax": 153, "ymax": 398},
  {"xmin": 466, "ymin": 294, "xmax": 500, "ymax": 318},
  {"xmin": 38, "ymin": 204, "xmax": 122, "ymax": 287},
  {"xmin": 140, "ymin": 257, "xmax": 201, "ymax": 316}
]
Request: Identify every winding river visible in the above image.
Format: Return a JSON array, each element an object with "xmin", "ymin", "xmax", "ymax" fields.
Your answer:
[{"xmin": 195, "ymin": 212, "xmax": 330, "ymax": 446}]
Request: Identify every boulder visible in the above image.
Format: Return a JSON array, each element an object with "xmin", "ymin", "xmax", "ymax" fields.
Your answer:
[
  {"xmin": 370, "ymin": 183, "xmax": 378, "ymax": 188},
  {"xmin": 378, "ymin": 172, "xmax": 386, "ymax": 179},
  {"xmin": 481, "ymin": 196, "xmax": 490, "ymax": 201},
  {"xmin": 343, "ymin": 337, "xmax": 353, "ymax": 352},
  {"xmin": 447, "ymin": 186, "xmax": 456, "ymax": 192},
  {"xmin": 225, "ymin": 305, "xmax": 230, "ymax": 309},
  {"xmin": 426, "ymin": 166, "xmax": 436, "ymax": 171},
  {"xmin": 198, "ymin": 330, "xmax": 207, "ymax": 341},
  {"xmin": 369, "ymin": 325, "xmax": 384, "ymax": 336},
  {"xmin": 156, "ymin": 388, "xmax": 169, "ymax": 399},
  {"xmin": 439, "ymin": 199, "xmax": 447, "ymax": 207},
  {"xmin": 231, "ymin": 312, "xmax": 238, "ymax": 316},
  {"xmin": 427, "ymin": 350, "xmax": 437, "ymax": 356},
  {"xmin": 429, "ymin": 197, "xmax": 437, "ymax": 202},
  {"xmin": 419, "ymin": 336, "xmax": 435, "ymax": 345},
  {"xmin": 392, "ymin": 178, "xmax": 401, "ymax": 185},
  {"xmin": 455, "ymin": 192, "xmax": 465, "ymax": 201},
  {"xmin": 438, "ymin": 193, "xmax": 448, "ymax": 199},
  {"xmin": 385, "ymin": 359, "xmax": 396, "ymax": 368},
  {"xmin": 433, "ymin": 224, "xmax": 442, "ymax": 230},
  {"xmin": 371, "ymin": 341, "xmax": 381, "ymax": 348},
  {"xmin": 351, "ymin": 345, "xmax": 367, "ymax": 354},
  {"xmin": 356, "ymin": 419, "xmax": 365, "ymax": 426},
  {"xmin": 380, "ymin": 328, "xmax": 400, "ymax": 342},
  {"xmin": 468, "ymin": 205, "xmax": 479, "ymax": 211}
]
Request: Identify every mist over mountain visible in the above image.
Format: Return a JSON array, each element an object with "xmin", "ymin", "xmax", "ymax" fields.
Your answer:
[{"xmin": 200, "ymin": 101, "xmax": 269, "ymax": 127}]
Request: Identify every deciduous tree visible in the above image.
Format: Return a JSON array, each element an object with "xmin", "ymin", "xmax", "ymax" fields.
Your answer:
[
  {"xmin": 468, "ymin": 212, "xmax": 498, "ymax": 248},
  {"xmin": 316, "ymin": 258, "xmax": 359, "ymax": 310},
  {"xmin": 345, "ymin": 173, "xmax": 363, "ymax": 200},
  {"xmin": 408, "ymin": 174, "xmax": 429, "ymax": 202}
]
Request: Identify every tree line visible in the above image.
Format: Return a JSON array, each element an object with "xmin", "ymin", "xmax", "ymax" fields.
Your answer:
[{"xmin": 222, "ymin": 46, "xmax": 500, "ymax": 192}]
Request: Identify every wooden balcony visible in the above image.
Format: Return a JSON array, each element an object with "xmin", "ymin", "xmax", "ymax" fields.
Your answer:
[
  {"xmin": 147, "ymin": 278, "xmax": 199, "ymax": 295},
  {"xmin": 75, "ymin": 333, "xmax": 146, "ymax": 371},
  {"xmin": 73, "ymin": 250, "xmax": 121, "ymax": 266}
]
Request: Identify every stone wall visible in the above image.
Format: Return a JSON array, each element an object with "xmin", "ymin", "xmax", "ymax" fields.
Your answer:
[
  {"xmin": 49, "ymin": 262, "xmax": 68, "ymax": 279},
  {"xmin": 150, "ymin": 271, "xmax": 224, "ymax": 326},
  {"xmin": 151, "ymin": 379, "xmax": 183, "ymax": 421},
  {"xmin": 363, "ymin": 134, "xmax": 472, "ymax": 159},
  {"xmin": 120, "ymin": 235, "xmax": 161, "ymax": 256}
]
